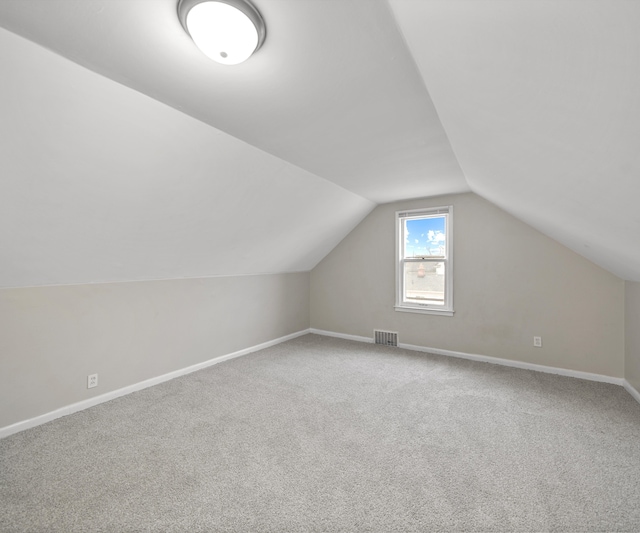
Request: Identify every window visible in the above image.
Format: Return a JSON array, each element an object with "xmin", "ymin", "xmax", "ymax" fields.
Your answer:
[{"xmin": 395, "ymin": 206, "xmax": 453, "ymax": 316}]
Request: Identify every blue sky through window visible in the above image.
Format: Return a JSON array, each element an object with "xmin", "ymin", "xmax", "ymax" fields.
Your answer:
[{"xmin": 404, "ymin": 216, "xmax": 446, "ymax": 258}]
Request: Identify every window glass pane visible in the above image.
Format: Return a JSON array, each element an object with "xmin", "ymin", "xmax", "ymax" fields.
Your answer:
[
  {"xmin": 403, "ymin": 261, "xmax": 445, "ymax": 305},
  {"xmin": 403, "ymin": 216, "xmax": 446, "ymax": 259}
]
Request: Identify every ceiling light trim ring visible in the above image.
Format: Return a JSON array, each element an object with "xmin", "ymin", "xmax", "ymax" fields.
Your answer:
[{"xmin": 177, "ymin": 0, "xmax": 266, "ymax": 59}]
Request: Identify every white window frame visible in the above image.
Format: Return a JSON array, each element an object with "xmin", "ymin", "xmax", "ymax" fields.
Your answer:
[{"xmin": 395, "ymin": 206, "xmax": 454, "ymax": 316}]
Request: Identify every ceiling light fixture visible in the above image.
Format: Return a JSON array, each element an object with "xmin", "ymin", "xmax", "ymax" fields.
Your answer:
[{"xmin": 177, "ymin": 0, "xmax": 266, "ymax": 65}]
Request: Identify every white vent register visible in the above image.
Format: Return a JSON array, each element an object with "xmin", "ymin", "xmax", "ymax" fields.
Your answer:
[{"xmin": 374, "ymin": 330, "xmax": 398, "ymax": 347}]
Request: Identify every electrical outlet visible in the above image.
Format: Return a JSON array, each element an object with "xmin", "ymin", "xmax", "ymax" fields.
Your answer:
[
  {"xmin": 87, "ymin": 373, "xmax": 98, "ymax": 389},
  {"xmin": 533, "ymin": 336, "xmax": 542, "ymax": 348}
]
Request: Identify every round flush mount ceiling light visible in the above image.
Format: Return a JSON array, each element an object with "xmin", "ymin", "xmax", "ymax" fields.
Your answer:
[{"xmin": 177, "ymin": 0, "xmax": 266, "ymax": 65}]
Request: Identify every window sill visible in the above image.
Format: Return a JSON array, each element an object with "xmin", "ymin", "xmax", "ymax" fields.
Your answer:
[{"xmin": 394, "ymin": 305, "xmax": 454, "ymax": 317}]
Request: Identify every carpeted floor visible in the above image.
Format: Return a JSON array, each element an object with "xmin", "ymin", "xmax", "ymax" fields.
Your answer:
[{"xmin": 1, "ymin": 334, "xmax": 640, "ymax": 532}]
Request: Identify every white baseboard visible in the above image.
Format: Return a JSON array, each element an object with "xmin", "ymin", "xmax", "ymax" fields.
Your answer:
[
  {"xmin": 4, "ymin": 328, "xmax": 635, "ymax": 440},
  {"xmin": 309, "ymin": 328, "xmax": 373, "ymax": 344},
  {"xmin": 310, "ymin": 328, "xmax": 625, "ymax": 386},
  {"xmin": 398, "ymin": 341, "xmax": 624, "ymax": 385},
  {"xmin": 623, "ymin": 380, "xmax": 640, "ymax": 405},
  {"xmin": 0, "ymin": 329, "xmax": 311, "ymax": 440}
]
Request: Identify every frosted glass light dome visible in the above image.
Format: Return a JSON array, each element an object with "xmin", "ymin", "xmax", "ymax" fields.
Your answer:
[{"xmin": 178, "ymin": 0, "xmax": 266, "ymax": 65}]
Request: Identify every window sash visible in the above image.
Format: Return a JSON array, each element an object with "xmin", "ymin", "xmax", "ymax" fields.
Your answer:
[
  {"xmin": 401, "ymin": 260, "xmax": 446, "ymax": 306},
  {"xmin": 401, "ymin": 214, "xmax": 448, "ymax": 260}
]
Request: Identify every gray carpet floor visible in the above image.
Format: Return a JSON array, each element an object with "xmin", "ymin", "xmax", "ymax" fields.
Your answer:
[{"xmin": 1, "ymin": 334, "xmax": 640, "ymax": 532}]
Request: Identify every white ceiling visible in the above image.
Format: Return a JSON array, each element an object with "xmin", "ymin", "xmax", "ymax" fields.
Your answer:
[
  {"xmin": 389, "ymin": 0, "xmax": 640, "ymax": 281},
  {"xmin": 0, "ymin": 26, "xmax": 373, "ymax": 287},
  {"xmin": 0, "ymin": 0, "xmax": 468, "ymax": 204},
  {"xmin": 1, "ymin": 0, "xmax": 639, "ymax": 286}
]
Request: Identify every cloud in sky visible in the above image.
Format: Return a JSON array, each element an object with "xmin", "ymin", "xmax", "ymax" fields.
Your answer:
[{"xmin": 427, "ymin": 230, "xmax": 445, "ymax": 243}]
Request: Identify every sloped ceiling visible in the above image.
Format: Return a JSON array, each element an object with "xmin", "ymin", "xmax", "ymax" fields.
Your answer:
[
  {"xmin": 1, "ymin": 0, "xmax": 640, "ymax": 287},
  {"xmin": 389, "ymin": 0, "xmax": 640, "ymax": 281},
  {"xmin": 0, "ymin": 0, "xmax": 466, "ymax": 288},
  {"xmin": 0, "ymin": 27, "xmax": 373, "ymax": 288},
  {"xmin": 0, "ymin": 0, "xmax": 467, "ymax": 203}
]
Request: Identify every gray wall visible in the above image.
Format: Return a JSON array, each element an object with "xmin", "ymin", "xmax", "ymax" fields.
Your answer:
[
  {"xmin": 625, "ymin": 281, "xmax": 640, "ymax": 393},
  {"xmin": 311, "ymin": 193, "xmax": 625, "ymax": 378},
  {"xmin": 0, "ymin": 272, "xmax": 309, "ymax": 429}
]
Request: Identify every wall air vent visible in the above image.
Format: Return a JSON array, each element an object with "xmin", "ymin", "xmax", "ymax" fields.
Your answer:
[{"xmin": 374, "ymin": 330, "xmax": 398, "ymax": 347}]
